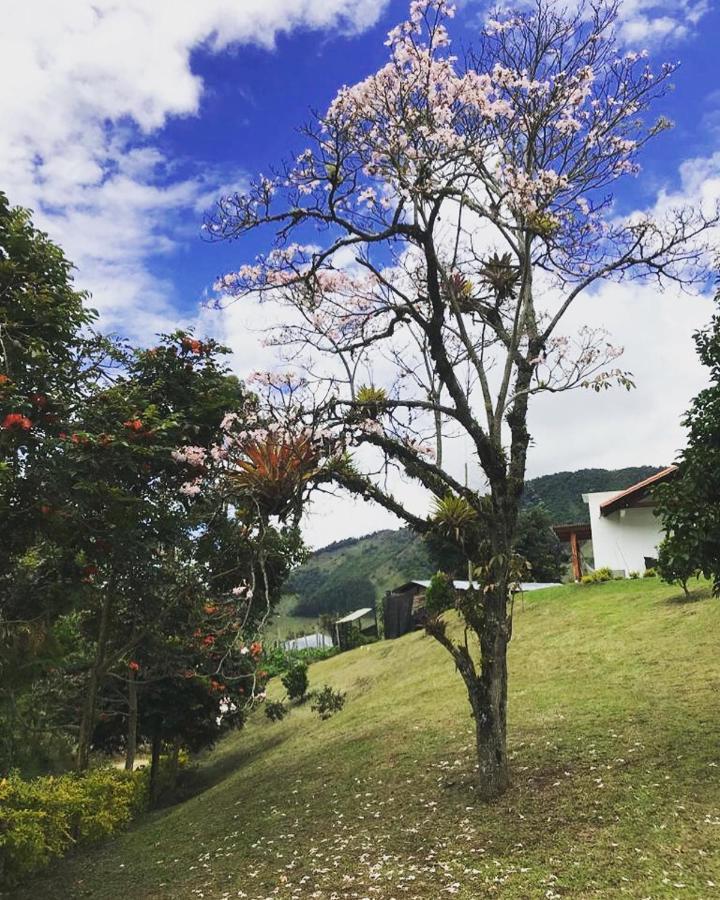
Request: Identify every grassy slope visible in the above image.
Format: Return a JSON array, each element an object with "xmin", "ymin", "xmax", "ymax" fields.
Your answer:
[
  {"xmin": 276, "ymin": 465, "xmax": 662, "ymax": 634},
  {"xmin": 17, "ymin": 579, "xmax": 720, "ymax": 899}
]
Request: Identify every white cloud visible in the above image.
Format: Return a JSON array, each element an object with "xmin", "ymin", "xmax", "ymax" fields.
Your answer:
[
  {"xmin": 476, "ymin": 0, "xmax": 711, "ymax": 47},
  {"xmin": 0, "ymin": 0, "xmax": 389, "ymax": 337},
  {"xmin": 616, "ymin": 0, "xmax": 711, "ymax": 44},
  {"xmin": 3, "ymin": 0, "xmax": 717, "ymax": 550},
  {"xmin": 527, "ymin": 280, "xmax": 714, "ymax": 480}
]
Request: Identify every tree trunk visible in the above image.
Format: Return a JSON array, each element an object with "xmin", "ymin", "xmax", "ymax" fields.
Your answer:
[
  {"xmin": 473, "ymin": 601, "xmax": 510, "ymax": 800},
  {"xmin": 426, "ymin": 583, "xmax": 511, "ymax": 801},
  {"xmin": 76, "ymin": 591, "xmax": 113, "ymax": 771},
  {"xmin": 168, "ymin": 736, "xmax": 181, "ymax": 790},
  {"xmin": 124, "ymin": 668, "xmax": 138, "ymax": 771},
  {"xmin": 149, "ymin": 730, "xmax": 162, "ymax": 806},
  {"xmin": 76, "ymin": 667, "xmax": 99, "ymax": 772}
]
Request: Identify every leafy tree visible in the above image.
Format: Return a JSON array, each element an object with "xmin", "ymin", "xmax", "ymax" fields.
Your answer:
[
  {"xmin": 211, "ymin": 0, "xmax": 715, "ymax": 797},
  {"xmin": 656, "ymin": 537, "xmax": 698, "ymax": 598},
  {"xmin": 514, "ymin": 506, "xmax": 566, "ymax": 583},
  {"xmin": 424, "ymin": 571, "xmax": 455, "ymax": 615},
  {"xmin": 0, "ymin": 192, "xmax": 115, "ymax": 773},
  {"xmin": 57, "ymin": 331, "xmax": 249, "ymax": 771},
  {"xmin": 0, "ymin": 195, "xmax": 309, "ymax": 780},
  {"xmin": 655, "ymin": 276, "xmax": 720, "ymax": 596}
]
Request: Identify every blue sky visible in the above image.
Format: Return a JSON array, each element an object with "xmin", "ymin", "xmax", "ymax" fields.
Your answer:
[
  {"xmin": 156, "ymin": 0, "xmax": 720, "ymax": 317},
  {"xmin": 2, "ymin": 0, "xmax": 719, "ymax": 545}
]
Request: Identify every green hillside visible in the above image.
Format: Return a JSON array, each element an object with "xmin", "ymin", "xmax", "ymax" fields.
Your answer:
[
  {"xmin": 522, "ymin": 465, "xmax": 664, "ymax": 523},
  {"xmin": 281, "ymin": 465, "xmax": 663, "ymax": 622},
  {"xmin": 284, "ymin": 527, "xmax": 433, "ymax": 618},
  {"xmin": 19, "ymin": 578, "xmax": 720, "ymax": 899}
]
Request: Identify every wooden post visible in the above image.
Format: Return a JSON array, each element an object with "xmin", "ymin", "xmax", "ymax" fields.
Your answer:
[{"xmin": 570, "ymin": 530, "xmax": 582, "ymax": 582}]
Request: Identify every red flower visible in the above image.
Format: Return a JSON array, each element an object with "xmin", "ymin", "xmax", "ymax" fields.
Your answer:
[
  {"xmin": 40, "ymin": 504, "xmax": 52, "ymax": 516},
  {"xmin": 97, "ymin": 433, "xmax": 113, "ymax": 447},
  {"xmin": 250, "ymin": 641, "xmax": 263, "ymax": 658},
  {"xmin": 203, "ymin": 604, "xmax": 218, "ymax": 615},
  {"xmin": 123, "ymin": 418, "xmax": 144, "ymax": 432},
  {"xmin": 29, "ymin": 393, "xmax": 48, "ymax": 409},
  {"xmin": 181, "ymin": 336, "xmax": 203, "ymax": 354},
  {"xmin": 0, "ymin": 374, "xmax": 10, "ymax": 385},
  {"xmin": 202, "ymin": 634, "xmax": 215, "ymax": 646},
  {"xmin": 183, "ymin": 668, "xmax": 195, "ymax": 679},
  {"xmin": 128, "ymin": 660, "xmax": 140, "ymax": 672},
  {"xmin": 2, "ymin": 413, "xmax": 32, "ymax": 431}
]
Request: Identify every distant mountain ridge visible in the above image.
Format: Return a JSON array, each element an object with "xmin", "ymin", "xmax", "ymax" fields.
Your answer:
[
  {"xmin": 521, "ymin": 465, "xmax": 664, "ymax": 524},
  {"xmin": 284, "ymin": 465, "xmax": 663, "ymax": 617}
]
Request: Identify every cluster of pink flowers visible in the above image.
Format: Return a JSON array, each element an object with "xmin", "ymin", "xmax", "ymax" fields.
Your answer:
[
  {"xmin": 172, "ymin": 445, "xmax": 207, "ymax": 467},
  {"xmin": 503, "ymin": 166, "xmax": 568, "ymax": 217}
]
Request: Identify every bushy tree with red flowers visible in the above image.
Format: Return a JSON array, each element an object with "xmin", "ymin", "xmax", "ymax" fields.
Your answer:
[
  {"xmin": 0, "ymin": 194, "xmax": 306, "ymax": 777},
  {"xmin": 0, "ymin": 191, "xmax": 118, "ymax": 772}
]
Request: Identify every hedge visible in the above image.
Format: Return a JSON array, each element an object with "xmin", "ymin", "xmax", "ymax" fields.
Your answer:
[{"xmin": 0, "ymin": 766, "xmax": 149, "ymax": 888}]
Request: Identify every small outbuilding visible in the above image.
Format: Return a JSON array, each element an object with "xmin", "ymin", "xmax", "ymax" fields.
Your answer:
[
  {"xmin": 334, "ymin": 607, "xmax": 378, "ymax": 651},
  {"xmin": 283, "ymin": 632, "xmax": 333, "ymax": 652}
]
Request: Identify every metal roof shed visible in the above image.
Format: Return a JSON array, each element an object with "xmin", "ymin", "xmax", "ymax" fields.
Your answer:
[{"xmin": 334, "ymin": 607, "xmax": 378, "ymax": 651}]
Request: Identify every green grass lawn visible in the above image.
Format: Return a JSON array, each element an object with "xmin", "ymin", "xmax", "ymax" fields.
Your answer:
[{"xmin": 14, "ymin": 578, "xmax": 720, "ymax": 899}]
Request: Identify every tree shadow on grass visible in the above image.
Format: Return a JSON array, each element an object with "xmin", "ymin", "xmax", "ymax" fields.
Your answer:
[
  {"xmin": 664, "ymin": 584, "xmax": 713, "ymax": 605},
  {"xmin": 162, "ymin": 729, "xmax": 288, "ymax": 807}
]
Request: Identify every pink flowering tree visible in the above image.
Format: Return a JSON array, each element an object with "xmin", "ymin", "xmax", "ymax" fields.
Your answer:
[{"xmin": 206, "ymin": 0, "xmax": 717, "ymax": 798}]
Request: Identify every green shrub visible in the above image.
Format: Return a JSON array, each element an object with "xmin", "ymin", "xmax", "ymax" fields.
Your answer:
[
  {"xmin": 629, "ymin": 571, "xmax": 640, "ymax": 579},
  {"xmin": 310, "ymin": 685, "xmax": 346, "ymax": 720},
  {"xmin": 281, "ymin": 661, "xmax": 309, "ymax": 703},
  {"xmin": 581, "ymin": 567, "xmax": 614, "ymax": 585},
  {"xmin": 265, "ymin": 700, "xmax": 288, "ymax": 722},
  {"xmin": 0, "ymin": 767, "xmax": 148, "ymax": 888},
  {"xmin": 643, "ymin": 568, "xmax": 657, "ymax": 578},
  {"xmin": 262, "ymin": 645, "xmax": 337, "ymax": 680}
]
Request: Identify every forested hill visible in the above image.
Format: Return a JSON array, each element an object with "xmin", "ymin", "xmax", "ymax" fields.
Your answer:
[
  {"xmin": 283, "ymin": 465, "xmax": 663, "ymax": 617},
  {"xmin": 285, "ymin": 528, "xmax": 432, "ymax": 618},
  {"xmin": 521, "ymin": 465, "xmax": 664, "ymax": 524}
]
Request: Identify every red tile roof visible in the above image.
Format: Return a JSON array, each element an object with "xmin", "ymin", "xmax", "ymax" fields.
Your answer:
[{"xmin": 599, "ymin": 465, "xmax": 678, "ymax": 517}]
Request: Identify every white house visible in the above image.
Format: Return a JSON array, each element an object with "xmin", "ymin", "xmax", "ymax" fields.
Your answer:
[{"xmin": 583, "ymin": 466, "xmax": 677, "ymax": 576}]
